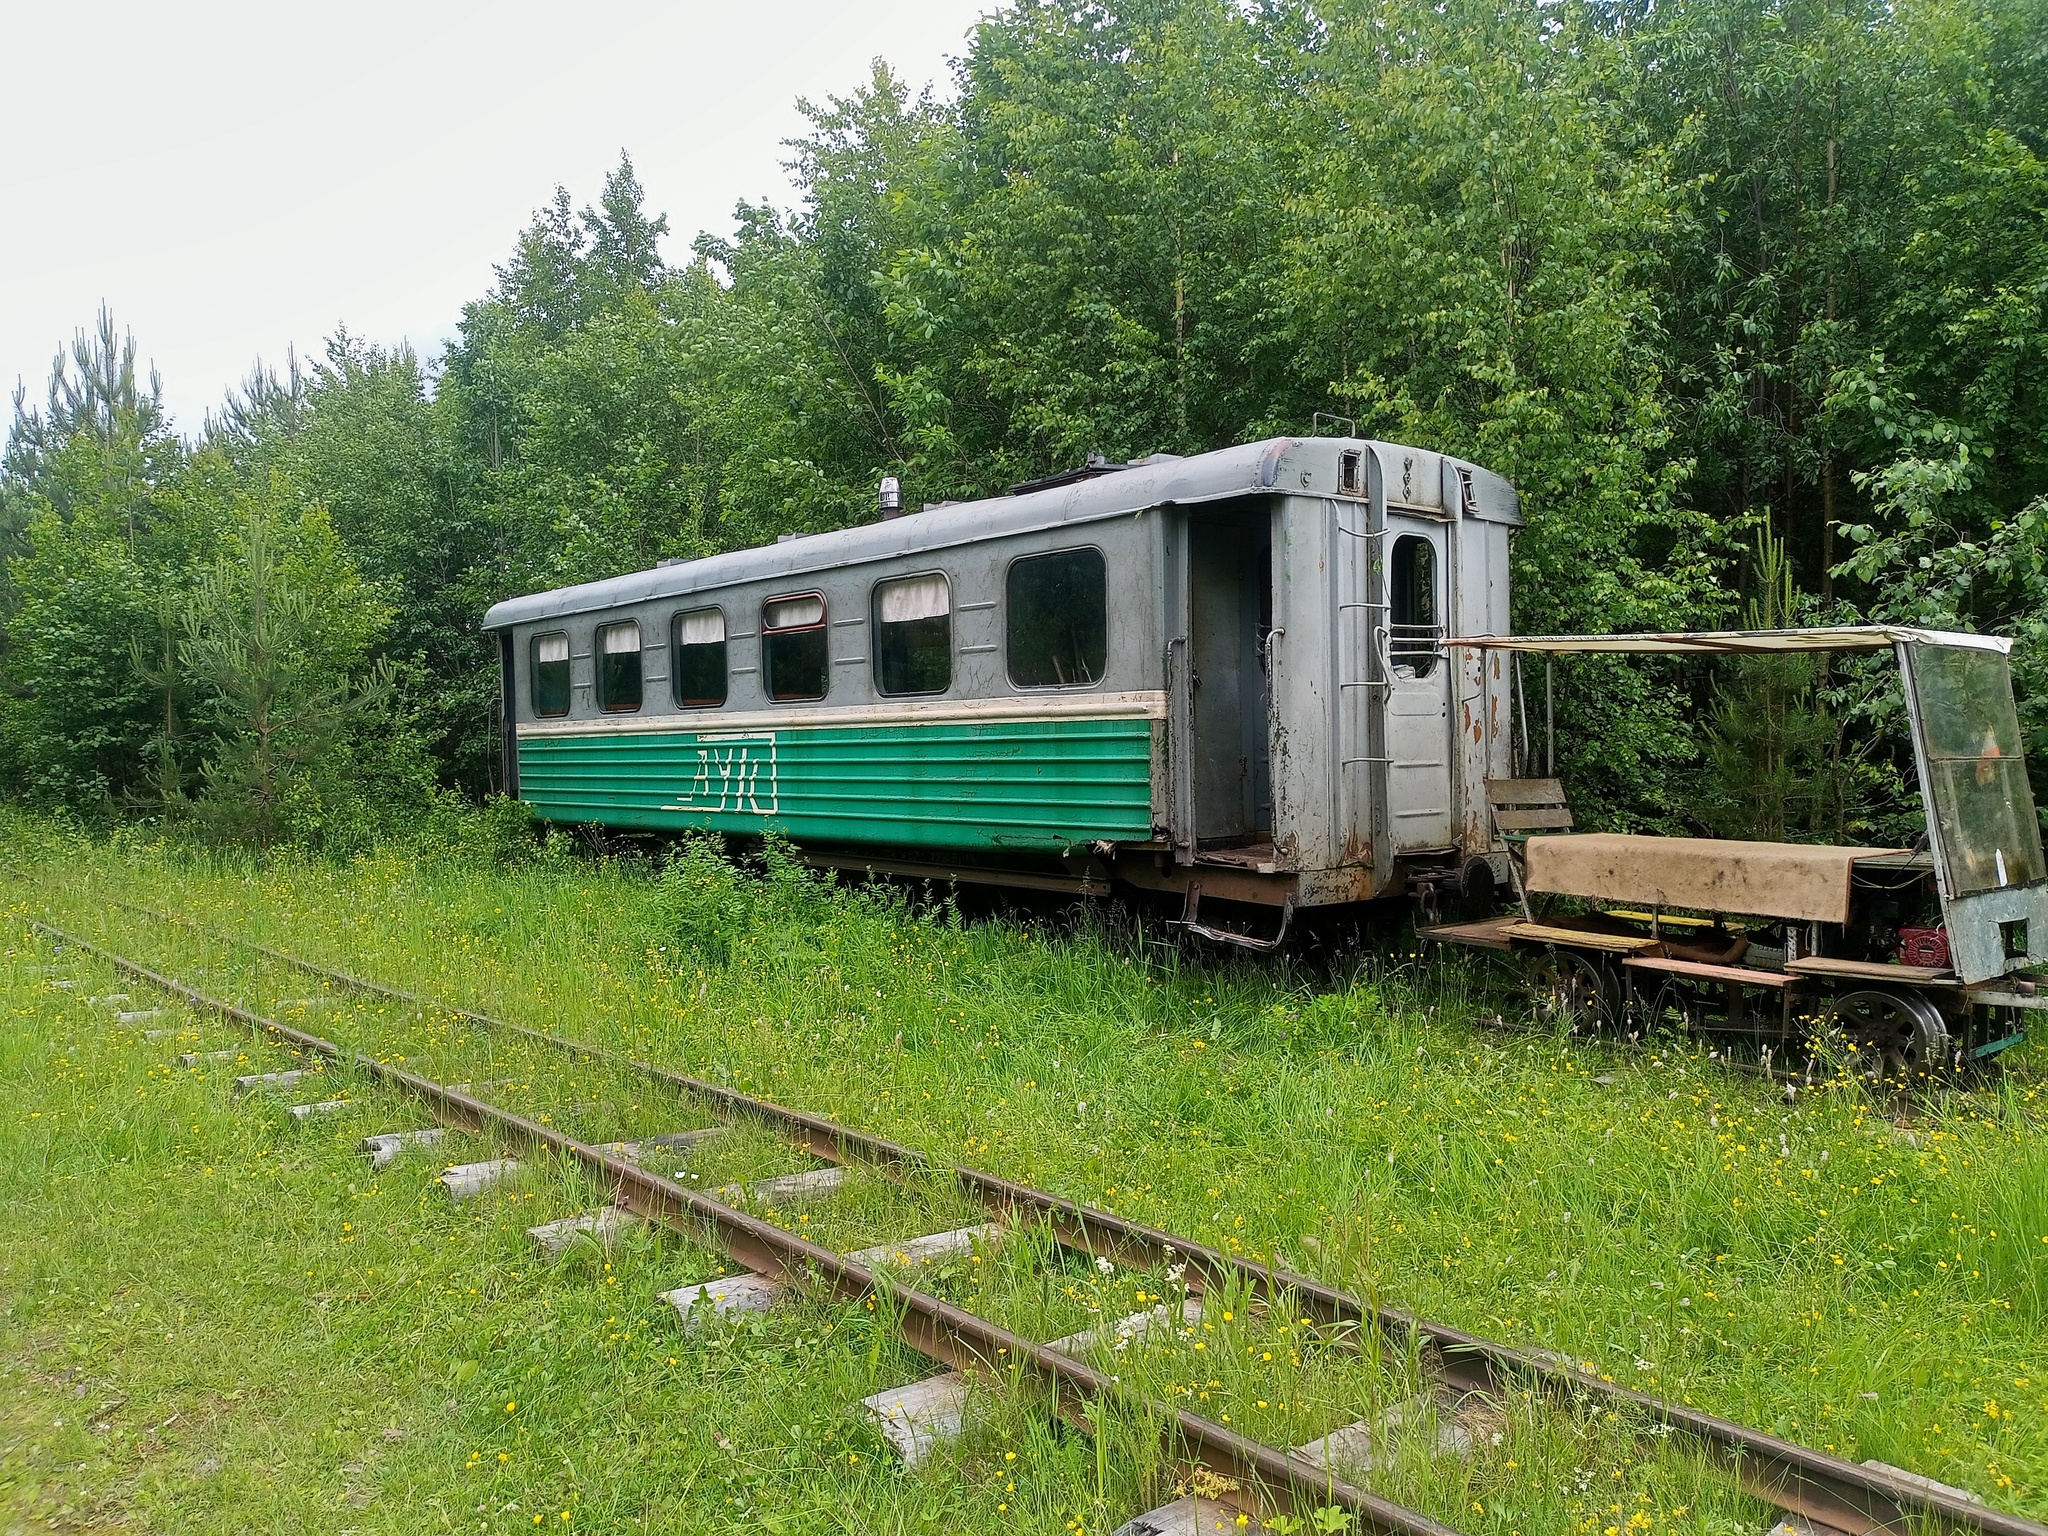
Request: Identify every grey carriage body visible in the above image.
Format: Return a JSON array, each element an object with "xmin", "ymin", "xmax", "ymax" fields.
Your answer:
[{"xmin": 484, "ymin": 436, "xmax": 1521, "ymax": 916}]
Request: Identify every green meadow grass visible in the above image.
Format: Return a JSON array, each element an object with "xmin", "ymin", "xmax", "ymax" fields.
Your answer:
[{"xmin": 4, "ymin": 818, "xmax": 2047, "ymax": 1532}]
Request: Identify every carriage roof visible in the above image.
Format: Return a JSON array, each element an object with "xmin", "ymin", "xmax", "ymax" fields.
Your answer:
[{"xmin": 481, "ymin": 435, "xmax": 1515, "ymax": 630}]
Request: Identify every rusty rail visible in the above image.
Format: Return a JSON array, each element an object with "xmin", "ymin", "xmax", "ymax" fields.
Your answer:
[
  {"xmin": 32, "ymin": 917, "xmax": 1463, "ymax": 1536},
  {"xmin": 84, "ymin": 902, "xmax": 2048, "ymax": 1536}
]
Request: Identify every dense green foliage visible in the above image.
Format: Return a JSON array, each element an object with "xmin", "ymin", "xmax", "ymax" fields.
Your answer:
[{"xmin": 5, "ymin": 0, "xmax": 2046, "ymax": 838}]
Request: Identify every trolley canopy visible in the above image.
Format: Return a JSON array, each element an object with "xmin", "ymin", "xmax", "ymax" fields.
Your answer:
[{"xmin": 1447, "ymin": 626, "xmax": 2010, "ymax": 656}]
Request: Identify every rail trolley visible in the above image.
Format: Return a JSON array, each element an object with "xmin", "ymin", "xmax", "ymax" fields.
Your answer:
[
  {"xmin": 1420, "ymin": 627, "xmax": 2048, "ymax": 1075},
  {"xmin": 483, "ymin": 436, "xmax": 1522, "ymax": 945}
]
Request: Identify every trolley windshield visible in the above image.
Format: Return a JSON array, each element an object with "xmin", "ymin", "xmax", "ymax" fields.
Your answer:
[{"xmin": 1908, "ymin": 644, "xmax": 2046, "ymax": 895}]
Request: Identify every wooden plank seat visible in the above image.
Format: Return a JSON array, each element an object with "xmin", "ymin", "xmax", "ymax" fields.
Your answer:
[
  {"xmin": 1486, "ymin": 777, "xmax": 1575, "ymax": 922},
  {"xmin": 1783, "ymin": 955, "xmax": 1961, "ymax": 987},
  {"xmin": 1601, "ymin": 908, "xmax": 1721, "ymax": 929},
  {"xmin": 1418, "ymin": 916, "xmax": 1523, "ymax": 951},
  {"xmin": 1623, "ymin": 955, "xmax": 1802, "ymax": 989},
  {"xmin": 1486, "ymin": 778, "xmax": 1574, "ymax": 836},
  {"xmin": 1499, "ymin": 922, "xmax": 1659, "ymax": 953}
]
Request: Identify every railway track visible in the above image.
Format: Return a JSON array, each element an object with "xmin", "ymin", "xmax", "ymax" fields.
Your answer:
[{"xmin": 26, "ymin": 906, "xmax": 2047, "ymax": 1536}]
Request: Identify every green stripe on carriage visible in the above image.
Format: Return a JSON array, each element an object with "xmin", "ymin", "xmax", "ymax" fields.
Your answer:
[{"xmin": 516, "ymin": 715, "xmax": 1156, "ymax": 849}]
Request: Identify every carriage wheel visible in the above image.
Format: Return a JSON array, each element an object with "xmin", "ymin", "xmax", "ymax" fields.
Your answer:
[
  {"xmin": 1821, "ymin": 989, "xmax": 1954, "ymax": 1085},
  {"xmin": 1526, "ymin": 947, "xmax": 1620, "ymax": 1034}
]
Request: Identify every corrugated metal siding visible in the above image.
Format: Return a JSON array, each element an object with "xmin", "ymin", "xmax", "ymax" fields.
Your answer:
[{"xmin": 518, "ymin": 717, "xmax": 1156, "ymax": 849}]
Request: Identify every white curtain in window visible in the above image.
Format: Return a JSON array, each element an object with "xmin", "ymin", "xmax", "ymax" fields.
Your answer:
[
  {"xmin": 676, "ymin": 609, "xmax": 725, "ymax": 646},
  {"xmin": 878, "ymin": 573, "xmax": 949, "ymax": 624},
  {"xmin": 536, "ymin": 633, "xmax": 569, "ymax": 663},
  {"xmin": 601, "ymin": 623, "xmax": 641, "ymax": 654},
  {"xmin": 765, "ymin": 594, "xmax": 825, "ymax": 630}
]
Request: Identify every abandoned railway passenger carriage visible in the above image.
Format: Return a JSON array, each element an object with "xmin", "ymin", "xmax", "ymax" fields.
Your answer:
[{"xmin": 484, "ymin": 436, "xmax": 1521, "ymax": 939}]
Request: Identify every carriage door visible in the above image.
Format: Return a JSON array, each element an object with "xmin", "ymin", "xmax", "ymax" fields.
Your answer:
[
  {"xmin": 1186, "ymin": 506, "xmax": 1274, "ymax": 848},
  {"xmin": 1383, "ymin": 520, "xmax": 1453, "ymax": 850}
]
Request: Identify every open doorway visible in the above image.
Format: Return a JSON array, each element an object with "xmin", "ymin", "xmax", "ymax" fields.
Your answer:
[{"xmin": 1188, "ymin": 505, "xmax": 1273, "ymax": 847}]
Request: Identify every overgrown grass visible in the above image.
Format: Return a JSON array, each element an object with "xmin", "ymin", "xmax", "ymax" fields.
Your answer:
[{"xmin": 5, "ymin": 816, "xmax": 2047, "ymax": 1531}]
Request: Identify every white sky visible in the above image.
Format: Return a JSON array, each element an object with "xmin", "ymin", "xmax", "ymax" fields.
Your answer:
[{"xmin": 1, "ymin": 0, "xmax": 988, "ymax": 436}]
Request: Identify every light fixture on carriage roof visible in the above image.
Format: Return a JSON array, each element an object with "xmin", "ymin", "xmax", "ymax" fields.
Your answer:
[{"xmin": 878, "ymin": 475, "xmax": 902, "ymax": 519}]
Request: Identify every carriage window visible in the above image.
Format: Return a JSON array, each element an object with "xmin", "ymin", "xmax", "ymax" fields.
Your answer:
[
  {"xmin": 671, "ymin": 608, "xmax": 727, "ymax": 708},
  {"xmin": 1007, "ymin": 548, "xmax": 1107, "ymax": 688},
  {"xmin": 1389, "ymin": 535, "xmax": 1439, "ymax": 678},
  {"xmin": 531, "ymin": 631, "xmax": 570, "ymax": 717},
  {"xmin": 874, "ymin": 573, "xmax": 951, "ymax": 696},
  {"xmin": 763, "ymin": 592, "xmax": 828, "ymax": 701},
  {"xmin": 596, "ymin": 621, "xmax": 643, "ymax": 711}
]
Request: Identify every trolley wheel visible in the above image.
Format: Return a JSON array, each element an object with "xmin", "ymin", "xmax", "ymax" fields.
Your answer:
[
  {"xmin": 1821, "ymin": 988, "xmax": 1954, "ymax": 1084},
  {"xmin": 1458, "ymin": 857, "xmax": 1499, "ymax": 920},
  {"xmin": 1640, "ymin": 976, "xmax": 1705, "ymax": 1036},
  {"xmin": 1526, "ymin": 946, "xmax": 1620, "ymax": 1033}
]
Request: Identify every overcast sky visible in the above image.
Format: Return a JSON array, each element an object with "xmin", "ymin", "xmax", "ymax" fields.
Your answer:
[{"xmin": 2, "ymin": 0, "xmax": 988, "ymax": 436}]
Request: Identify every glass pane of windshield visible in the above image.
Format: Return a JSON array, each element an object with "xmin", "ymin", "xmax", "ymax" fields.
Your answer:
[
  {"xmin": 1912, "ymin": 645, "xmax": 2045, "ymax": 893},
  {"xmin": 1917, "ymin": 645, "xmax": 2025, "ymax": 760}
]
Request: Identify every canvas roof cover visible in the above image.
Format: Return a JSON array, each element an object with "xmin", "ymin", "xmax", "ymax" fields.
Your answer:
[
  {"xmin": 1447, "ymin": 626, "xmax": 2009, "ymax": 656},
  {"xmin": 1523, "ymin": 833, "xmax": 1907, "ymax": 925}
]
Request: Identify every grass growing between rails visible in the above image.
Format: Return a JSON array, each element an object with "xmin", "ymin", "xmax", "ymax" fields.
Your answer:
[
  {"xmin": 0, "ymin": 913, "xmax": 1794, "ymax": 1536},
  {"xmin": 5, "ymin": 816, "xmax": 2048, "ymax": 1527},
  {"xmin": 0, "ymin": 935, "xmax": 1253, "ymax": 1536}
]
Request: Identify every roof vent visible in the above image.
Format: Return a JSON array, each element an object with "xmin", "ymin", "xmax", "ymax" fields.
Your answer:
[
  {"xmin": 878, "ymin": 475, "xmax": 902, "ymax": 520},
  {"xmin": 1007, "ymin": 451, "xmax": 1127, "ymax": 497}
]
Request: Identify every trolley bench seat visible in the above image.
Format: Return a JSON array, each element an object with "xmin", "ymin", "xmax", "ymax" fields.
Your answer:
[
  {"xmin": 1783, "ymin": 955, "xmax": 1961, "ymax": 987},
  {"xmin": 1623, "ymin": 955, "xmax": 1802, "ymax": 989},
  {"xmin": 1501, "ymin": 922, "xmax": 1660, "ymax": 953},
  {"xmin": 1416, "ymin": 915, "xmax": 1522, "ymax": 950},
  {"xmin": 1420, "ymin": 917, "xmax": 1663, "ymax": 954}
]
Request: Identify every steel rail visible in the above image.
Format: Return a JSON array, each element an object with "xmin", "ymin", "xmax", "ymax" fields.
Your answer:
[
  {"xmin": 31, "ymin": 917, "xmax": 1463, "ymax": 1536},
  {"xmin": 94, "ymin": 900, "xmax": 2048, "ymax": 1536}
]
